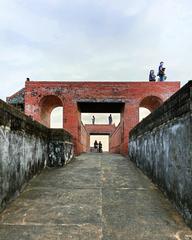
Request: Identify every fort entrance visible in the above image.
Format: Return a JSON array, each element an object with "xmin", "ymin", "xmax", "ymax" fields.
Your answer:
[
  {"xmin": 8, "ymin": 81, "xmax": 180, "ymax": 155},
  {"xmin": 3, "ymin": 81, "xmax": 192, "ymax": 237},
  {"xmin": 78, "ymin": 101, "xmax": 123, "ymax": 153}
]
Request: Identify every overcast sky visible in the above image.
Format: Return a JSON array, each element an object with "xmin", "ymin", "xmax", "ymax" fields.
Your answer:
[{"xmin": 0, "ymin": 0, "xmax": 192, "ymax": 100}]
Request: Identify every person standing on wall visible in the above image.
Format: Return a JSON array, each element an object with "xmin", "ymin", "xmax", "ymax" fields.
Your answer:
[
  {"xmin": 162, "ymin": 67, "xmax": 167, "ymax": 81},
  {"xmin": 157, "ymin": 61, "xmax": 166, "ymax": 81},
  {"xmin": 149, "ymin": 70, "xmax": 156, "ymax": 81},
  {"xmin": 92, "ymin": 115, "xmax": 95, "ymax": 124},
  {"xmin": 108, "ymin": 114, "xmax": 112, "ymax": 125}
]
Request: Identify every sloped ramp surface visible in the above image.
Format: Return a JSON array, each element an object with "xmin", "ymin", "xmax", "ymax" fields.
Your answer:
[{"xmin": 0, "ymin": 153, "xmax": 191, "ymax": 239}]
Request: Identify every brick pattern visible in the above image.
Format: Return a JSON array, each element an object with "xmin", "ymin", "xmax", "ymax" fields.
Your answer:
[
  {"xmin": 80, "ymin": 122, "xmax": 90, "ymax": 152},
  {"xmin": 109, "ymin": 122, "xmax": 123, "ymax": 153},
  {"xmin": 85, "ymin": 124, "xmax": 116, "ymax": 135},
  {"xmin": 23, "ymin": 81, "xmax": 180, "ymax": 155}
]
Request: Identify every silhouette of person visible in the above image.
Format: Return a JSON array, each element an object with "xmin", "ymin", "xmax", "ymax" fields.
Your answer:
[
  {"xmin": 149, "ymin": 70, "xmax": 156, "ymax": 81},
  {"xmin": 99, "ymin": 141, "xmax": 102, "ymax": 153},
  {"xmin": 92, "ymin": 115, "xmax": 95, "ymax": 124},
  {"xmin": 94, "ymin": 140, "xmax": 98, "ymax": 149},
  {"xmin": 157, "ymin": 61, "xmax": 165, "ymax": 81},
  {"xmin": 108, "ymin": 114, "xmax": 112, "ymax": 125},
  {"xmin": 162, "ymin": 68, "xmax": 167, "ymax": 81}
]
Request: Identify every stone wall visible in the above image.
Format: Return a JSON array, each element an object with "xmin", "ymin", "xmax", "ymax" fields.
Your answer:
[
  {"xmin": 129, "ymin": 81, "xmax": 192, "ymax": 228},
  {"xmin": 48, "ymin": 129, "xmax": 74, "ymax": 167},
  {"xmin": 0, "ymin": 99, "xmax": 74, "ymax": 212}
]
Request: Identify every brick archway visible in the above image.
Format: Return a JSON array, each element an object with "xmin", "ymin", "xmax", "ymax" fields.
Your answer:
[
  {"xmin": 139, "ymin": 95, "xmax": 163, "ymax": 112},
  {"xmin": 21, "ymin": 81, "xmax": 180, "ymax": 155},
  {"xmin": 39, "ymin": 95, "xmax": 63, "ymax": 128}
]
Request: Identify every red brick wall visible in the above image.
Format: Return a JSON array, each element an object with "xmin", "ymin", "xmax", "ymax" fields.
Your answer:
[
  {"xmin": 109, "ymin": 122, "xmax": 123, "ymax": 153},
  {"xmin": 85, "ymin": 124, "xmax": 116, "ymax": 135},
  {"xmin": 80, "ymin": 122, "xmax": 90, "ymax": 152},
  {"xmin": 24, "ymin": 81, "xmax": 180, "ymax": 155}
]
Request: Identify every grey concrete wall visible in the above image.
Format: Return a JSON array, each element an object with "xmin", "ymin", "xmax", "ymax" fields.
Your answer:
[
  {"xmin": 0, "ymin": 100, "xmax": 74, "ymax": 212},
  {"xmin": 48, "ymin": 129, "xmax": 74, "ymax": 167},
  {"xmin": 129, "ymin": 81, "xmax": 192, "ymax": 228}
]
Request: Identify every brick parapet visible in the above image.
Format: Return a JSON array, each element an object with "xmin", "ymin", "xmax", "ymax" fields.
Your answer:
[
  {"xmin": 7, "ymin": 81, "xmax": 180, "ymax": 155},
  {"xmin": 84, "ymin": 124, "xmax": 116, "ymax": 135}
]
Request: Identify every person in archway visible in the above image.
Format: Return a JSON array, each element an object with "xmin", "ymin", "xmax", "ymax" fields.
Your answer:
[
  {"xmin": 92, "ymin": 115, "xmax": 95, "ymax": 124},
  {"xmin": 94, "ymin": 140, "xmax": 98, "ymax": 150},
  {"xmin": 149, "ymin": 70, "xmax": 156, "ymax": 81},
  {"xmin": 108, "ymin": 114, "xmax": 112, "ymax": 125},
  {"xmin": 99, "ymin": 141, "xmax": 102, "ymax": 153}
]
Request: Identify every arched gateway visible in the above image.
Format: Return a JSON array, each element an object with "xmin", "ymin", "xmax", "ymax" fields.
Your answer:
[{"xmin": 8, "ymin": 81, "xmax": 180, "ymax": 155}]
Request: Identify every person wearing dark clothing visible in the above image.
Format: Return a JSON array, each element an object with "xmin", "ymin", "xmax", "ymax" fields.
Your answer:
[
  {"xmin": 108, "ymin": 114, "xmax": 112, "ymax": 125},
  {"xmin": 157, "ymin": 61, "xmax": 165, "ymax": 81},
  {"xmin": 162, "ymin": 68, "xmax": 167, "ymax": 81},
  {"xmin": 92, "ymin": 115, "xmax": 95, "ymax": 124},
  {"xmin": 98, "ymin": 141, "xmax": 102, "ymax": 153},
  {"xmin": 94, "ymin": 140, "xmax": 98, "ymax": 149},
  {"xmin": 149, "ymin": 70, "xmax": 156, "ymax": 81}
]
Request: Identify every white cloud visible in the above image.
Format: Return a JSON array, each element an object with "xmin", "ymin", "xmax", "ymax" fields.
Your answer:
[{"xmin": 0, "ymin": 0, "xmax": 192, "ymax": 101}]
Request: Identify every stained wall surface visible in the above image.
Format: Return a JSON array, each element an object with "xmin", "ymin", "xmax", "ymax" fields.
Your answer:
[
  {"xmin": 0, "ymin": 100, "xmax": 74, "ymax": 212},
  {"xmin": 23, "ymin": 81, "xmax": 180, "ymax": 155},
  {"xmin": 129, "ymin": 81, "xmax": 192, "ymax": 228}
]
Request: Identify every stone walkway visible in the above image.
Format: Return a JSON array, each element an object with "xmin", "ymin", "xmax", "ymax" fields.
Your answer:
[{"xmin": 0, "ymin": 153, "xmax": 191, "ymax": 240}]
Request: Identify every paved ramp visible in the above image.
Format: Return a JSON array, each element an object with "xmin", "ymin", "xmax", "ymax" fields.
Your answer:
[{"xmin": 0, "ymin": 153, "xmax": 191, "ymax": 239}]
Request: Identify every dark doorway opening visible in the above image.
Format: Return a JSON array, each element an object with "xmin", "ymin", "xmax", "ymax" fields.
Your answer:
[{"xmin": 78, "ymin": 101, "xmax": 125, "ymax": 113}]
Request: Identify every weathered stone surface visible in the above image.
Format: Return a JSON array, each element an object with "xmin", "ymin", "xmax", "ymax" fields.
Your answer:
[
  {"xmin": 0, "ymin": 225, "xmax": 102, "ymax": 240},
  {"xmin": 0, "ymin": 153, "xmax": 191, "ymax": 239},
  {"xmin": 129, "ymin": 81, "xmax": 192, "ymax": 228},
  {"xmin": 48, "ymin": 129, "xmax": 74, "ymax": 167},
  {"xmin": 0, "ymin": 99, "xmax": 74, "ymax": 213}
]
